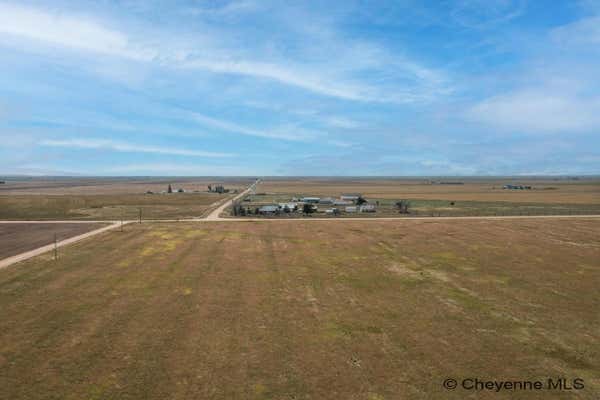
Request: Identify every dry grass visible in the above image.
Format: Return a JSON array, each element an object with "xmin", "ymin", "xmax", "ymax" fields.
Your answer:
[
  {"xmin": 0, "ymin": 193, "xmax": 226, "ymax": 220},
  {"xmin": 0, "ymin": 177, "xmax": 251, "ymax": 195},
  {"xmin": 1, "ymin": 219, "xmax": 599, "ymax": 399},
  {"xmin": 0, "ymin": 223, "xmax": 106, "ymax": 259}
]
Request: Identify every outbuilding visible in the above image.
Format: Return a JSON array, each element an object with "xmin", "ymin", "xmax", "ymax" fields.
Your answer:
[
  {"xmin": 333, "ymin": 199, "xmax": 352, "ymax": 206},
  {"xmin": 319, "ymin": 197, "xmax": 334, "ymax": 204},
  {"xmin": 340, "ymin": 194, "xmax": 361, "ymax": 202},
  {"xmin": 301, "ymin": 197, "xmax": 321, "ymax": 203},
  {"xmin": 259, "ymin": 205, "xmax": 279, "ymax": 214},
  {"xmin": 359, "ymin": 204, "xmax": 376, "ymax": 213}
]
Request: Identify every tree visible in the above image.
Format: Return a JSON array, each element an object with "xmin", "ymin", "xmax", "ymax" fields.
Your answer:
[
  {"xmin": 303, "ymin": 203, "xmax": 315, "ymax": 214},
  {"xmin": 167, "ymin": 184, "xmax": 173, "ymax": 194},
  {"xmin": 356, "ymin": 196, "xmax": 367, "ymax": 205},
  {"xmin": 395, "ymin": 200, "xmax": 410, "ymax": 214},
  {"xmin": 208, "ymin": 184, "xmax": 212, "ymax": 192}
]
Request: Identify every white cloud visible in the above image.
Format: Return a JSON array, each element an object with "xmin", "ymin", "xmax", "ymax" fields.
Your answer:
[
  {"xmin": 0, "ymin": 3, "xmax": 154, "ymax": 60},
  {"xmin": 326, "ymin": 139, "xmax": 355, "ymax": 148},
  {"xmin": 466, "ymin": 90, "xmax": 600, "ymax": 133},
  {"xmin": 324, "ymin": 116, "xmax": 361, "ymax": 129},
  {"xmin": 450, "ymin": 0, "xmax": 526, "ymax": 29},
  {"xmin": 180, "ymin": 59, "xmax": 376, "ymax": 102},
  {"xmin": 40, "ymin": 138, "xmax": 233, "ymax": 157},
  {"xmin": 104, "ymin": 163, "xmax": 262, "ymax": 176},
  {"xmin": 0, "ymin": 2, "xmax": 448, "ymax": 103},
  {"xmin": 551, "ymin": 16, "xmax": 600, "ymax": 46},
  {"xmin": 188, "ymin": 112, "xmax": 315, "ymax": 141},
  {"xmin": 184, "ymin": 0, "xmax": 259, "ymax": 17}
]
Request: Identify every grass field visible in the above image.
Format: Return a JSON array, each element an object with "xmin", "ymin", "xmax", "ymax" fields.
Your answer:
[
  {"xmin": 1, "ymin": 219, "xmax": 598, "ymax": 399},
  {"xmin": 0, "ymin": 223, "xmax": 105, "ymax": 259},
  {"xmin": 0, "ymin": 177, "xmax": 251, "ymax": 195},
  {"xmin": 0, "ymin": 177, "xmax": 252, "ymax": 220},
  {"xmin": 0, "ymin": 193, "xmax": 230, "ymax": 220}
]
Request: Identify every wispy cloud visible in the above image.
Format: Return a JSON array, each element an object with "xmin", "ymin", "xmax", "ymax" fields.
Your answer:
[
  {"xmin": 40, "ymin": 139, "xmax": 233, "ymax": 158},
  {"xmin": 551, "ymin": 16, "xmax": 600, "ymax": 45},
  {"xmin": 180, "ymin": 60, "xmax": 381, "ymax": 102},
  {"xmin": 466, "ymin": 90, "xmax": 600, "ymax": 134},
  {"xmin": 188, "ymin": 112, "xmax": 315, "ymax": 141},
  {"xmin": 104, "ymin": 163, "xmax": 262, "ymax": 176},
  {"xmin": 0, "ymin": 3, "xmax": 153, "ymax": 60},
  {"xmin": 0, "ymin": 2, "xmax": 448, "ymax": 103},
  {"xmin": 449, "ymin": 0, "xmax": 526, "ymax": 29},
  {"xmin": 323, "ymin": 116, "xmax": 361, "ymax": 129}
]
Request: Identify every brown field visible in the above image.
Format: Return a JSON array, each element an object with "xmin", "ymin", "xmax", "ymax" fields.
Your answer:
[
  {"xmin": 0, "ymin": 193, "xmax": 228, "ymax": 220},
  {"xmin": 0, "ymin": 223, "xmax": 105, "ymax": 259},
  {"xmin": 0, "ymin": 177, "xmax": 252, "ymax": 195},
  {"xmin": 259, "ymin": 177, "xmax": 600, "ymax": 204},
  {"xmin": 1, "ymin": 219, "xmax": 599, "ymax": 399},
  {"xmin": 0, "ymin": 177, "xmax": 253, "ymax": 220}
]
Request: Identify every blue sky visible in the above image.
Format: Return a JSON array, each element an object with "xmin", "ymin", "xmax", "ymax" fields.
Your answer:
[{"xmin": 0, "ymin": 0, "xmax": 599, "ymax": 176}]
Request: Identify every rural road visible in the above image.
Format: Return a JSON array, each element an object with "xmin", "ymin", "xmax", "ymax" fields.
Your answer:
[
  {"xmin": 0, "ymin": 221, "xmax": 126, "ymax": 270},
  {"xmin": 204, "ymin": 179, "xmax": 258, "ymax": 220}
]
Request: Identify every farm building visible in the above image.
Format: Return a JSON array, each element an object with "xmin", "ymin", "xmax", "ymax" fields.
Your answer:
[
  {"xmin": 301, "ymin": 197, "xmax": 321, "ymax": 203},
  {"xmin": 258, "ymin": 205, "xmax": 279, "ymax": 214},
  {"xmin": 359, "ymin": 204, "xmax": 376, "ymax": 213},
  {"xmin": 345, "ymin": 206, "xmax": 358, "ymax": 213},
  {"xmin": 503, "ymin": 184, "xmax": 532, "ymax": 190},
  {"xmin": 340, "ymin": 194, "xmax": 361, "ymax": 202},
  {"xmin": 278, "ymin": 203, "xmax": 298, "ymax": 211},
  {"xmin": 333, "ymin": 199, "xmax": 352, "ymax": 206},
  {"xmin": 319, "ymin": 197, "xmax": 335, "ymax": 204}
]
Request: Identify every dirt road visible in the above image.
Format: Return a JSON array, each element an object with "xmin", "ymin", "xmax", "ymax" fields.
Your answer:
[
  {"xmin": 204, "ymin": 180, "xmax": 258, "ymax": 220},
  {"xmin": 0, "ymin": 221, "xmax": 126, "ymax": 270}
]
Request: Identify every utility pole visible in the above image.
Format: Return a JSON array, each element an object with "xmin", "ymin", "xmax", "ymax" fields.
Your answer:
[{"xmin": 139, "ymin": 207, "xmax": 142, "ymax": 224}]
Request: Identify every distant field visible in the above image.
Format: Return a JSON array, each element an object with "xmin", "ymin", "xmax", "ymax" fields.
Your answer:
[
  {"xmin": 1, "ymin": 219, "xmax": 598, "ymax": 399},
  {"xmin": 0, "ymin": 223, "xmax": 106, "ymax": 259},
  {"xmin": 0, "ymin": 193, "xmax": 229, "ymax": 220},
  {"xmin": 0, "ymin": 177, "xmax": 252, "ymax": 195},
  {"xmin": 259, "ymin": 177, "xmax": 600, "ymax": 204}
]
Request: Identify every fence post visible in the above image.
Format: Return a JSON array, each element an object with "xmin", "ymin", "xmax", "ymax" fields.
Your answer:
[{"xmin": 54, "ymin": 233, "xmax": 57, "ymax": 260}]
